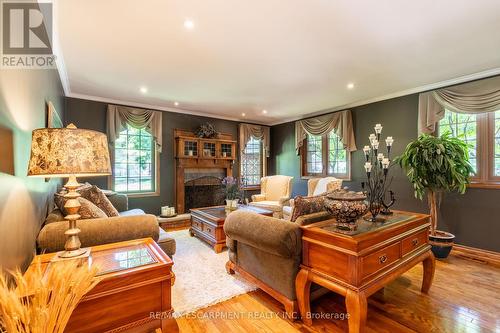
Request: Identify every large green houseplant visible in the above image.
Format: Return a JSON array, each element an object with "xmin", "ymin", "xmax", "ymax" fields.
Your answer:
[{"xmin": 396, "ymin": 133, "xmax": 474, "ymax": 258}]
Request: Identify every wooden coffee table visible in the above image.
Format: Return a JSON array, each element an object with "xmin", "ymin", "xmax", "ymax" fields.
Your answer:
[
  {"xmin": 296, "ymin": 211, "xmax": 435, "ymax": 333},
  {"xmin": 190, "ymin": 205, "xmax": 273, "ymax": 253},
  {"xmin": 24, "ymin": 238, "xmax": 178, "ymax": 333}
]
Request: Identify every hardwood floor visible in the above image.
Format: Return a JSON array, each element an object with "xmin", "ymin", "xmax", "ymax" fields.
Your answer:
[{"xmin": 176, "ymin": 252, "xmax": 500, "ymax": 332}]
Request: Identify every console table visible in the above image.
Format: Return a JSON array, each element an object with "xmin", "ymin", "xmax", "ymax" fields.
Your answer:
[
  {"xmin": 24, "ymin": 238, "xmax": 177, "ymax": 333},
  {"xmin": 296, "ymin": 211, "xmax": 435, "ymax": 333}
]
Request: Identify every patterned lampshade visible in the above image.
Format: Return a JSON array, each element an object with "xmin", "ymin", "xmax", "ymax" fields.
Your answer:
[{"xmin": 27, "ymin": 124, "xmax": 111, "ymax": 177}]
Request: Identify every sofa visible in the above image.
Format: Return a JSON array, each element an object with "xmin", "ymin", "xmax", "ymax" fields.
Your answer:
[
  {"xmin": 249, "ymin": 175, "xmax": 293, "ymax": 218},
  {"xmin": 37, "ymin": 193, "xmax": 176, "ymax": 257},
  {"xmin": 283, "ymin": 177, "xmax": 343, "ymax": 220},
  {"xmin": 224, "ymin": 209, "xmax": 331, "ymax": 319}
]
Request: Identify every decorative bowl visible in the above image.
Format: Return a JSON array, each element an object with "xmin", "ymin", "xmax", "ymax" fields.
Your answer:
[{"xmin": 324, "ymin": 189, "xmax": 368, "ymax": 228}]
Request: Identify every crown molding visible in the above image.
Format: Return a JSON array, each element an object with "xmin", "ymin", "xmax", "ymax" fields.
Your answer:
[
  {"xmin": 66, "ymin": 92, "xmax": 269, "ymax": 125},
  {"xmin": 267, "ymin": 67, "xmax": 500, "ymax": 126}
]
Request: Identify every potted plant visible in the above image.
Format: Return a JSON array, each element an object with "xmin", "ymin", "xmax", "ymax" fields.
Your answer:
[
  {"xmin": 222, "ymin": 176, "xmax": 240, "ymax": 211},
  {"xmin": 396, "ymin": 133, "xmax": 474, "ymax": 259}
]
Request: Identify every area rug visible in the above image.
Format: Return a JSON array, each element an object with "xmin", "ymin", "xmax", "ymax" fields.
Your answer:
[{"xmin": 169, "ymin": 229, "xmax": 256, "ymax": 316}]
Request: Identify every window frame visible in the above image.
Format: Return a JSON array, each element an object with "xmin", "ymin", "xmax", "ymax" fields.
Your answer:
[
  {"xmin": 239, "ymin": 137, "xmax": 266, "ymax": 190},
  {"xmin": 300, "ymin": 131, "xmax": 351, "ymax": 180},
  {"xmin": 108, "ymin": 126, "xmax": 160, "ymax": 197},
  {"xmin": 438, "ymin": 110, "xmax": 500, "ymax": 189}
]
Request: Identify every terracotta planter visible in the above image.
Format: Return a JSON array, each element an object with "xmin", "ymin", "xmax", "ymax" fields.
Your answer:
[{"xmin": 429, "ymin": 230, "xmax": 455, "ymax": 259}]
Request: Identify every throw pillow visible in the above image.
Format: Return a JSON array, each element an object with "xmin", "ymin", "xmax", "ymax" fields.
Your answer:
[
  {"xmin": 290, "ymin": 195, "xmax": 325, "ymax": 222},
  {"xmin": 54, "ymin": 195, "xmax": 107, "ymax": 219},
  {"xmin": 78, "ymin": 185, "xmax": 120, "ymax": 217}
]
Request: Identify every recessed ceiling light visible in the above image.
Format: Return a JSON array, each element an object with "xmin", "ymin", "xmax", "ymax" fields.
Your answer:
[
  {"xmin": 174, "ymin": 102, "xmax": 179, "ymax": 106},
  {"xmin": 140, "ymin": 86, "xmax": 148, "ymax": 94},
  {"xmin": 262, "ymin": 109, "xmax": 268, "ymax": 114},
  {"xmin": 241, "ymin": 113, "xmax": 246, "ymax": 117},
  {"xmin": 347, "ymin": 83, "xmax": 355, "ymax": 89},
  {"xmin": 184, "ymin": 19, "xmax": 195, "ymax": 30}
]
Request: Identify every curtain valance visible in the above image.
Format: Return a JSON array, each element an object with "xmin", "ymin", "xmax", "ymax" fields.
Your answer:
[
  {"xmin": 295, "ymin": 110, "xmax": 357, "ymax": 154},
  {"xmin": 418, "ymin": 76, "xmax": 500, "ymax": 134},
  {"xmin": 107, "ymin": 104, "xmax": 163, "ymax": 152},
  {"xmin": 239, "ymin": 123, "xmax": 270, "ymax": 157}
]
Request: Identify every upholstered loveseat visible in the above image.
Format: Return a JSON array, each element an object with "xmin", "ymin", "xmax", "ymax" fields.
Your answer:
[
  {"xmin": 37, "ymin": 193, "xmax": 176, "ymax": 257},
  {"xmin": 224, "ymin": 209, "xmax": 330, "ymax": 319}
]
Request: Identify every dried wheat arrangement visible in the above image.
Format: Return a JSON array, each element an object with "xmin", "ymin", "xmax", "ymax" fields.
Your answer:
[{"xmin": 0, "ymin": 258, "xmax": 99, "ymax": 333}]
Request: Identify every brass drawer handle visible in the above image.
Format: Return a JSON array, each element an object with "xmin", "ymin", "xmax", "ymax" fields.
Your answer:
[
  {"xmin": 412, "ymin": 238, "xmax": 419, "ymax": 247},
  {"xmin": 207, "ymin": 227, "xmax": 211, "ymax": 233},
  {"xmin": 379, "ymin": 255, "xmax": 388, "ymax": 264}
]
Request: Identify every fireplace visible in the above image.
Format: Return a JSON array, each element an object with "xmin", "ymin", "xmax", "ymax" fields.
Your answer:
[
  {"xmin": 184, "ymin": 169, "xmax": 226, "ymax": 211},
  {"xmin": 174, "ymin": 128, "xmax": 236, "ymax": 213}
]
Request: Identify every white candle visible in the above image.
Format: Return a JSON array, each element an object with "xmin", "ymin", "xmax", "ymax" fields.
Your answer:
[
  {"xmin": 377, "ymin": 153, "xmax": 384, "ymax": 161},
  {"xmin": 363, "ymin": 145, "xmax": 370, "ymax": 155},
  {"xmin": 161, "ymin": 206, "xmax": 170, "ymax": 216},
  {"xmin": 382, "ymin": 158, "xmax": 390, "ymax": 168},
  {"xmin": 374, "ymin": 123, "xmax": 383, "ymax": 134},
  {"xmin": 372, "ymin": 140, "xmax": 379, "ymax": 150},
  {"xmin": 364, "ymin": 162, "xmax": 372, "ymax": 172},
  {"xmin": 385, "ymin": 136, "xmax": 394, "ymax": 147},
  {"xmin": 369, "ymin": 133, "xmax": 376, "ymax": 142}
]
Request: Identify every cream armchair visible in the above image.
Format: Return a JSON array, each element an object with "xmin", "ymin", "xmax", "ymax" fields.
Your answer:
[
  {"xmin": 283, "ymin": 177, "xmax": 343, "ymax": 220},
  {"xmin": 250, "ymin": 175, "xmax": 293, "ymax": 218}
]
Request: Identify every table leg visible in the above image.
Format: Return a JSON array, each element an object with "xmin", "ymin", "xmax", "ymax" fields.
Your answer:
[
  {"xmin": 214, "ymin": 243, "xmax": 224, "ymax": 253},
  {"xmin": 345, "ymin": 289, "xmax": 367, "ymax": 333},
  {"xmin": 421, "ymin": 251, "xmax": 435, "ymax": 293},
  {"xmin": 295, "ymin": 269, "xmax": 312, "ymax": 326}
]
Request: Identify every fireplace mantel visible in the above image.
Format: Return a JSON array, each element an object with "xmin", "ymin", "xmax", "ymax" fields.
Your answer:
[{"xmin": 174, "ymin": 129, "xmax": 236, "ymax": 213}]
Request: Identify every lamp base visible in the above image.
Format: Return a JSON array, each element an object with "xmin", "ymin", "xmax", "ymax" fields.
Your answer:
[{"xmin": 51, "ymin": 247, "xmax": 91, "ymax": 262}]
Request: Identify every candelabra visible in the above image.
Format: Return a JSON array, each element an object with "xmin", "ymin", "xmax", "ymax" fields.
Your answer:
[{"xmin": 362, "ymin": 123, "xmax": 395, "ymax": 222}]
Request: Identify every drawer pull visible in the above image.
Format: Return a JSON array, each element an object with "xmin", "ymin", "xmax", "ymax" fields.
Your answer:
[
  {"xmin": 412, "ymin": 238, "xmax": 419, "ymax": 247},
  {"xmin": 379, "ymin": 255, "xmax": 388, "ymax": 264},
  {"xmin": 207, "ymin": 227, "xmax": 211, "ymax": 233}
]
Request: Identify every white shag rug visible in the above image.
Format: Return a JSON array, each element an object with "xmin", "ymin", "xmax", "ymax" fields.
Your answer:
[{"xmin": 170, "ymin": 230, "xmax": 256, "ymax": 316}]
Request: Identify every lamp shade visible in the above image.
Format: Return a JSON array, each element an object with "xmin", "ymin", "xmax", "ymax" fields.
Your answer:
[{"xmin": 27, "ymin": 124, "xmax": 112, "ymax": 177}]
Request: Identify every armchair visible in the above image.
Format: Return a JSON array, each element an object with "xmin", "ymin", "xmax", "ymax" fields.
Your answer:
[
  {"xmin": 283, "ymin": 177, "xmax": 342, "ymax": 220},
  {"xmin": 249, "ymin": 175, "xmax": 293, "ymax": 218}
]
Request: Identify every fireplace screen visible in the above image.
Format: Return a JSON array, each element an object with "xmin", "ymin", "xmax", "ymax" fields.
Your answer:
[{"xmin": 184, "ymin": 176, "xmax": 225, "ymax": 211}]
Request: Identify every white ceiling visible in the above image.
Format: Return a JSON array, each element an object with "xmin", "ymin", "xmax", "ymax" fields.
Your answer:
[{"xmin": 54, "ymin": 0, "xmax": 500, "ymax": 125}]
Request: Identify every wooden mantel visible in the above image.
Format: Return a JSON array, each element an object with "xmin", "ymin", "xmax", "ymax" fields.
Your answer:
[{"xmin": 174, "ymin": 129, "xmax": 237, "ymax": 213}]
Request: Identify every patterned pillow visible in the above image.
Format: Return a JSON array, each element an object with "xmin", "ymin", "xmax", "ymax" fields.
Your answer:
[
  {"xmin": 290, "ymin": 195, "xmax": 325, "ymax": 222},
  {"xmin": 78, "ymin": 185, "xmax": 120, "ymax": 217},
  {"xmin": 54, "ymin": 195, "xmax": 107, "ymax": 219}
]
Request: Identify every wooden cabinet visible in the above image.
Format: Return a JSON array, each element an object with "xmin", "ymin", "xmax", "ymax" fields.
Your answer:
[{"xmin": 175, "ymin": 129, "xmax": 236, "ymax": 160}]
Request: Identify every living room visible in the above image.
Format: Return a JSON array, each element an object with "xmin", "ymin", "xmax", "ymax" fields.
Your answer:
[{"xmin": 1, "ymin": 1, "xmax": 499, "ymax": 332}]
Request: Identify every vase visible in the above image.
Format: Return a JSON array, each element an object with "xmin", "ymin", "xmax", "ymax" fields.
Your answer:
[
  {"xmin": 225, "ymin": 199, "xmax": 239, "ymax": 211},
  {"xmin": 324, "ymin": 189, "xmax": 368, "ymax": 231}
]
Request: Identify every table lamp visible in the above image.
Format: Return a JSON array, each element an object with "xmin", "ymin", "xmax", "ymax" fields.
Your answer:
[{"xmin": 27, "ymin": 124, "xmax": 111, "ymax": 259}]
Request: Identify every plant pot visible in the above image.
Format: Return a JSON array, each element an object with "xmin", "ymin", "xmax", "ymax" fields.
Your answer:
[
  {"xmin": 225, "ymin": 199, "xmax": 239, "ymax": 211},
  {"xmin": 429, "ymin": 230, "xmax": 455, "ymax": 259}
]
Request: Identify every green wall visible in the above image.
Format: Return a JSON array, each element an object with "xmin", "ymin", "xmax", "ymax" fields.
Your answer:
[
  {"xmin": 0, "ymin": 69, "xmax": 65, "ymax": 271},
  {"xmin": 270, "ymin": 94, "xmax": 500, "ymax": 252}
]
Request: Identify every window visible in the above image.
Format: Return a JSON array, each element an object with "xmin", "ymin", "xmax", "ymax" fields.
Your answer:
[
  {"xmin": 241, "ymin": 137, "xmax": 264, "ymax": 187},
  {"xmin": 438, "ymin": 109, "xmax": 500, "ymax": 186},
  {"xmin": 112, "ymin": 125, "xmax": 157, "ymax": 194},
  {"xmin": 301, "ymin": 131, "xmax": 350, "ymax": 179}
]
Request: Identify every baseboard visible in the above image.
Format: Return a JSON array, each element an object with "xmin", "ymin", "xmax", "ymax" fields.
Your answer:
[{"xmin": 452, "ymin": 244, "xmax": 500, "ymax": 268}]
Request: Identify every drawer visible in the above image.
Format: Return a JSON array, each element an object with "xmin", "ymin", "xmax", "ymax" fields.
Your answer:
[
  {"xmin": 203, "ymin": 223, "xmax": 216, "ymax": 237},
  {"xmin": 402, "ymin": 230, "xmax": 428, "ymax": 256},
  {"xmin": 362, "ymin": 242, "xmax": 401, "ymax": 279},
  {"xmin": 191, "ymin": 218, "xmax": 203, "ymax": 231}
]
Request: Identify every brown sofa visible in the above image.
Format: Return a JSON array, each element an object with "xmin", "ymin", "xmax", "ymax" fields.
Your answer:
[
  {"xmin": 37, "ymin": 193, "xmax": 176, "ymax": 257},
  {"xmin": 224, "ymin": 210, "xmax": 331, "ymax": 319}
]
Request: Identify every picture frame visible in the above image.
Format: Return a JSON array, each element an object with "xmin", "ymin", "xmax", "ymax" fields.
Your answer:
[{"xmin": 47, "ymin": 101, "xmax": 63, "ymax": 128}]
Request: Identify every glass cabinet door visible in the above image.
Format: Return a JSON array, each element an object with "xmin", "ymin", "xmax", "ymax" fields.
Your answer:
[{"xmin": 183, "ymin": 140, "xmax": 198, "ymax": 157}]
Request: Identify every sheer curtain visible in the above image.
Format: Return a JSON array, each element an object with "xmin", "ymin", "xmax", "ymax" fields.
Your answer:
[
  {"xmin": 418, "ymin": 76, "xmax": 500, "ymax": 134},
  {"xmin": 295, "ymin": 110, "xmax": 357, "ymax": 154},
  {"xmin": 107, "ymin": 104, "xmax": 163, "ymax": 152}
]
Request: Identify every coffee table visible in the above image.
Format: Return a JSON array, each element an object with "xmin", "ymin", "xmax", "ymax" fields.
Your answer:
[
  {"xmin": 296, "ymin": 211, "xmax": 435, "ymax": 333},
  {"xmin": 24, "ymin": 238, "xmax": 178, "ymax": 333},
  {"xmin": 190, "ymin": 205, "xmax": 273, "ymax": 253}
]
